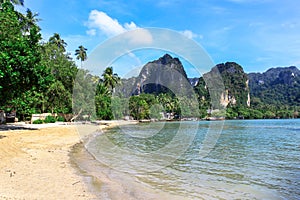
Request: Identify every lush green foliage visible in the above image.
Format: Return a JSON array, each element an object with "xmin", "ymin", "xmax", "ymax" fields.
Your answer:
[
  {"xmin": 0, "ymin": 2, "xmax": 86, "ymax": 120},
  {"xmin": 94, "ymin": 67, "xmax": 121, "ymax": 120},
  {"xmin": 56, "ymin": 115, "xmax": 65, "ymax": 122},
  {"xmin": 75, "ymin": 45, "xmax": 87, "ymax": 68},
  {"xmin": 0, "ymin": 0, "xmax": 24, "ymax": 6},
  {"xmin": 194, "ymin": 63, "xmax": 299, "ymax": 119},
  {"xmin": 44, "ymin": 115, "xmax": 56, "ymax": 123},
  {"xmin": 129, "ymin": 94, "xmax": 155, "ymax": 120},
  {"xmin": 102, "ymin": 66, "xmax": 120, "ymax": 92},
  {"xmin": 249, "ymin": 67, "xmax": 300, "ymax": 107},
  {"xmin": 32, "ymin": 119, "xmax": 43, "ymax": 124},
  {"xmin": 0, "ymin": 3, "xmax": 49, "ymax": 107},
  {"xmin": 32, "ymin": 116, "xmax": 57, "ymax": 124},
  {"xmin": 224, "ymin": 105, "xmax": 298, "ymax": 120},
  {"xmin": 0, "ymin": 2, "xmax": 298, "ymax": 121}
]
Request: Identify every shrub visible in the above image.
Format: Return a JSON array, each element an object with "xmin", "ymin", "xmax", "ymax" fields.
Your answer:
[
  {"xmin": 33, "ymin": 119, "xmax": 43, "ymax": 124},
  {"xmin": 44, "ymin": 115, "xmax": 56, "ymax": 123},
  {"xmin": 56, "ymin": 116, "xmax": 65, "ymax": 122}
]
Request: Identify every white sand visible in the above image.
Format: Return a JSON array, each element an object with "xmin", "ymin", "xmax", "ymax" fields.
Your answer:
[{"xmin": 0, "ymin": 125, "xmax": 97, "ymax": 200}]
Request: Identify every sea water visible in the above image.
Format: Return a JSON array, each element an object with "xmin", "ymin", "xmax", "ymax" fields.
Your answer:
[{"xmin": 76, "ymin": 119, "xmax": 300, "ymax": 199}]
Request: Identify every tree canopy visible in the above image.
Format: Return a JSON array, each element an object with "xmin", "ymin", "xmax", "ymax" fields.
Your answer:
[
  {"xmin": 0, "ymin": 1, "xmax": 298, "ymax": 122},
  {"xmin": 75, "ymin": 45, "xmax": 87, "ymax": 68},
  {"xmin": 0, "ymin": 2, "xmax": 50, "ymax": 109}
]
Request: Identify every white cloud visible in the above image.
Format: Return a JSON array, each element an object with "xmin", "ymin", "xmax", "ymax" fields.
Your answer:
[
  {"xmin": 87, "ymin": 10, "xmax": 125, "ymax": 36},
  {"xmin": 86, "ymin": 10, "xmax": 153, "ymax": 45},
  {"xmin": 124, "ymin": 22, "xmax": 138, "ymax": 30},
  {"xmin": 180, "ymin": 30, "xmax": 202, "ymax": 39},
  {"xmin": 86, "ymin": 10, "xmax": 139, "ymax": 37},
  {"xmin": 125, "ymin": 28, "xmax": 153, "ymax": 45},
  {"xmin": 86, "ymin": 29, "xmax": 96, "ymax": 36}
]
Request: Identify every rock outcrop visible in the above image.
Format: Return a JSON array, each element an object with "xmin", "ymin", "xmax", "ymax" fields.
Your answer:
[
  {"xmin": 132, "ymin": 54, "xmax": 192, "ymax": 96},
  {"xmin": 196, "ymin": 62, "xmax": 250, "ymax": 108},
  {"xmin": 116, "ymin": 54, "xmax": 299, "ymax": 108},
  {"xmin": 248, "ymin": 66, "xmax": 300, "ymax": 106}
]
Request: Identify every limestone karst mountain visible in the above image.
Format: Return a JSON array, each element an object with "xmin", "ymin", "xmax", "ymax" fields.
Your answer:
[{"xmin": 116, "ymin": 54, "xmax": 299, "ymax": 109}]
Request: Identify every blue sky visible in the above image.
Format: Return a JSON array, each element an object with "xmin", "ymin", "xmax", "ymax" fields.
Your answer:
[{"xmin": 20, "ymin": 0, "xmax": 300, "ymax": 77}]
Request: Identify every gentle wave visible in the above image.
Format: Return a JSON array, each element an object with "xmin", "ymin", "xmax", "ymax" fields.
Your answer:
[{"xmin": 85, "ymin": 119, "xmax": 300, "ymax": 199}]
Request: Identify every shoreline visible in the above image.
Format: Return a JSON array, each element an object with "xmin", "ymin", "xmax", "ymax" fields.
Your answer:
[
  {"xmin": 1, "ymin": 119, "xmax": 292, "ymax": 199},
  {"xmin": 70, "ymin": 141, "xmax": 189, "ymax": 200},
  {"xmin": 72, "ymin": 120, "xmax": 294, "ymax": 200},
  {"xmin": 70, "ymin": 120, "xmax": 190, "ymax": 200},
  {"xmin": 0, "ymin": 120, "xmax": 140, "ymax": 200}
]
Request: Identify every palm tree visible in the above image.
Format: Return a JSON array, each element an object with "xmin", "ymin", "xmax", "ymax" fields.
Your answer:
[
  {"xmin": 49, "ymin": 33, "xmax": 67, "ymax": 51},
  {"xmin": 75, "ymin": 45, "xmax": 87, "ymax": 68},
  {"xmin": 0, "ymin": 0, "xmax": 24, "ymax": 6},
  {"xmin": 26, "ymin": 9, "xmax": 40, "ymax": 26},
  {"xmin": 22, "ymin": 9, "xmax": 40, "ymax": 33},
  {"xmin": 96, "ymin": 81, "xmax": 110, "ymax": 96},
  {"xmin": 102, "ymin": 67, "xmax": 120, "ymax": 92}
]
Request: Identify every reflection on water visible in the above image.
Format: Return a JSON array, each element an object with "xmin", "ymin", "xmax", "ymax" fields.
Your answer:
[{"xmin": 84, "ymin": 119, "xmax": 300, "ymax": 199}]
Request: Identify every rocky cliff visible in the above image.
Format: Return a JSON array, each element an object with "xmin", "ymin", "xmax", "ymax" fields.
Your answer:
[
  {"xmin": 131, "ymin": 54, "xmax": 192, "ymax": 96},
  {"xmin": 195, "ymin": 62, "xmax": 250, "ymax": 108},
  {"xmin": 116, "ymin": 54, "xmax": 192, "ymax": 97},
  {"xmin": 248, "ymin": 66, "xmax": 300, "ymax": 106},
  {"xmin": 116, "ymin": 54, "xmax": 299, "ymax": 108}
]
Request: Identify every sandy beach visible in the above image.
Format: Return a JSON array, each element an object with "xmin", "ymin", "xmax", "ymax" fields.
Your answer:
[
  {"xmin": 0, "ymin": 121, "xmax": 189, "ymax": 200},
  {"xmin": 0, "ymin": 124, "xmax": 97, "ymax": 200}
]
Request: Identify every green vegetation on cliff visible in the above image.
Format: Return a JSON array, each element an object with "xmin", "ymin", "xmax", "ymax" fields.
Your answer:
[
  {"xmin": 113, "ymin": 55, "xmax": 299, "ymax": 120},
  {"xmin": 248, "ymin": 66, "xmax": 300, "ymax": 106},
  {"xmin": 0, "ymin": 2, "xmax": 298, "ymax": 121}
]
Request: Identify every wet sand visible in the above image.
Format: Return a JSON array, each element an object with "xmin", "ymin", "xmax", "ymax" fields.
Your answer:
[
  {"xmin": 71, "ymin": 121, "xmax": 190, "ymax": 200},
  {"xmin": 0, "ymin": 121, "xmax": 188, "ymax": 200},
  {"xmin": 71, "ymin": 141, "xmax": 190, "ymax": 200}
]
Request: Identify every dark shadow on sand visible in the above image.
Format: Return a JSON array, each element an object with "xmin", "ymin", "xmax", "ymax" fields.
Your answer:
[
  {"xmin": 0, "ymin": 135, "xmax": 6, "ymax": 139},
  {"xmin": 0, "ymin": 124, "xmax": 38, "ymax": 131}
]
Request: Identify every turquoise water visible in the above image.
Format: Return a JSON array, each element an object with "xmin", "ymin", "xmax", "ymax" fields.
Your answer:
[{"xmin": 86, "ymin": 119, "xmax": 300, "ymax": 199}]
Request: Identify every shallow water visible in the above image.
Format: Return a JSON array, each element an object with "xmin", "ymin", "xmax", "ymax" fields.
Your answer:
[{"xmin": 77, "ymin": 119, "xmax": 300, "ymax": 199}]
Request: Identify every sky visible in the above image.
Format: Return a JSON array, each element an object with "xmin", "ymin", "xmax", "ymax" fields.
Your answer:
[{"xmin": 18, "ymin": 0, "xmax": 300, "ymax": 77}]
